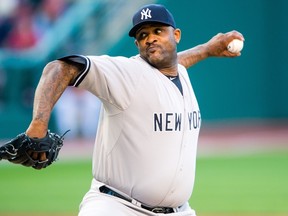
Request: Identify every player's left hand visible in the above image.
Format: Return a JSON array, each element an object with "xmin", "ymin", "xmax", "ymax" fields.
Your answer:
[
  {"xmin": 0, "ymin": 130, "xmax": 68, "ymax": 169},
  {"xmin": 205, "ymin": 30, "xmax": 245, "ymax": 57}
]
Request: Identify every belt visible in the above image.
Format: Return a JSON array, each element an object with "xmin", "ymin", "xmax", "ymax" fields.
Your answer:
[{"xmin": 99, "ymin": 185, "xmax": 175, "ymax": 214}]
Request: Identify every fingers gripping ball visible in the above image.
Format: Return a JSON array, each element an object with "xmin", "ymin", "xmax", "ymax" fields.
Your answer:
[
  {"xmin": 0, "ymin": 130, "xmax": 69, "ymax": 169},
  {"xmin": 227, "ymin": 39, "xmax": 244, "ymax": 53}
]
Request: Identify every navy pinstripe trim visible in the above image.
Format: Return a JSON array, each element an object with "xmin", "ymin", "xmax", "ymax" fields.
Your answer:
[
  {"xmin": 72, "ymin": 55, "xmax": 90, "ymax": 87},
  {"xmin": 58, "ymin": 55, "xmax": 91, "ymax": 87}
]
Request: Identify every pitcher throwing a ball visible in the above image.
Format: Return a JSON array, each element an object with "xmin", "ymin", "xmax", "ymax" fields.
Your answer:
[{"xmin": 0, "ymin": 4, "xmax": 244, "ymax": 216}]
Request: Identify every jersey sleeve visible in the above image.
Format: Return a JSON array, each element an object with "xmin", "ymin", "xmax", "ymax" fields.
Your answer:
[
  {"xmin": 58, "ymin": 54, "xmax": 90, "ymax": 87},
  {"xmin": 58, "ymin": 54, "xmax": 144, "ymax": 111}
]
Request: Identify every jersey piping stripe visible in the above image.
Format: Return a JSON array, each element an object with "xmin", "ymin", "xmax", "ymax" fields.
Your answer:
[{"xmin": 73, "ymin": 55, "xmax": 91, "ymax": 87}]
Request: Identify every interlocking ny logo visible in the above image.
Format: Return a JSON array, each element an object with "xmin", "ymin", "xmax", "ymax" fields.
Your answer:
[{"xmin": 141, "ymin": 8, "xmax": 152, "ymax": 20}]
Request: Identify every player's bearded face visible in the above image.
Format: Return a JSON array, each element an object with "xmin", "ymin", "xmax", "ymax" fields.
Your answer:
[{"xmin": 135, "ymin": 25, "xmax": 181, "ymax": 69}]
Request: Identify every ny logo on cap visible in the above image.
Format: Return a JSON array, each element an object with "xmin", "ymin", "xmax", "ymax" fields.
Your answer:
[{"xmin": 141, "ymin": 8, "xmax": 152, "ymax": 20}]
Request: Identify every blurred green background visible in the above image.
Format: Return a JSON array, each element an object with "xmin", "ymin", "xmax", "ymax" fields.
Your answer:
[
  {"xmin": 0, "ymin": 0, "xmax": 288, "ymax": 138},
  {"xmin": 0, "ymin": 0, "xmax": 288, "ymax": 215}
]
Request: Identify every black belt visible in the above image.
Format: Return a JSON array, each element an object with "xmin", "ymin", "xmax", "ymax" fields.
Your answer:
[{"xmin": 99, "ymin": 185, "xmax": 175, "ymax": 214}]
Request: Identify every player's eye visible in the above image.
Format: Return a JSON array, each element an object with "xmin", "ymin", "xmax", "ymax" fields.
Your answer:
[
  {"xmin": 137, "ymin": 32, "xmax": 147, "ymax": 40},
  {"xmin": 155, "ymin": 28, "xmax": 162, "ymax": 34}
]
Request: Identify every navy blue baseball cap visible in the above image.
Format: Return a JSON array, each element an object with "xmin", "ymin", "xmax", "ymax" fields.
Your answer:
[{"xmin": 129, "ymin": 4, "xmax": 176, "ymax": 37}]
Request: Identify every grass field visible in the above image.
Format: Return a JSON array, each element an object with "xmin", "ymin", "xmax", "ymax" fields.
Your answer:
[{"xmin": 0, "ymin": 151, "xmax": 288, "ymax": 215}]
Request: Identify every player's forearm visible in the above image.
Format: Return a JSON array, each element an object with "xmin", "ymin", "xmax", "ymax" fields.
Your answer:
[
  {"xmin": 178, "ymin": 31, "xmax": 245, "ymax": 69},
  {"xmin": 27, "ymin": 61, "xmax": 77, "ymax": 137},
  {"xmin": 177, "ymin": 43, "xmax": 209, "ymax": 69}
]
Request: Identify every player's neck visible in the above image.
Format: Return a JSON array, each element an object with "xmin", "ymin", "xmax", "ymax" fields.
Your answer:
[{"xmin": 159, "ymin": 65, "xmax": 178, "ymax": 77}]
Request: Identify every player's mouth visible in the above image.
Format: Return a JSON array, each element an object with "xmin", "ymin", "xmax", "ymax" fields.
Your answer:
[{"xmin": 146, "ymin": 44, "xmax": 160, "ymax": 53}]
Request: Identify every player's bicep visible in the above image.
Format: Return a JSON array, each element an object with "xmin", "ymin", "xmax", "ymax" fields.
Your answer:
[{"xmin": 58, "ymin": 55, "xmax": 90, "ymax": 86}]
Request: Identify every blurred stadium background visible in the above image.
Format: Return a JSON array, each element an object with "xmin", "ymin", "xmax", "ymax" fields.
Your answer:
[{"xmin": 0, "ymin": 0, "xmax": 287, "ymax": 215}]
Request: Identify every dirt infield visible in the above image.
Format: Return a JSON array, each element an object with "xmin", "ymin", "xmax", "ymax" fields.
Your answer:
[
  {"xmin": 2, "ymin": 121, "xmax": 286, "ymax": 160},
  {"xmin": 59, "ymin": 120, "xmax": 288, "ymax": 159},
  {"xmin": 197, "ymin": 121, "xmax": 288, "ymax": 156}
]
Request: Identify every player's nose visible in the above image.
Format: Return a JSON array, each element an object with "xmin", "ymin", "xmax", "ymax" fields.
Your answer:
[{"xmin": 145, "ymin": 34, "xmax": 157, "ymax": 45}]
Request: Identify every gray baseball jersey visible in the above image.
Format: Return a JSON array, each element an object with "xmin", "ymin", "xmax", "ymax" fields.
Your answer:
[{"xmin": 69, "ymin": 54, "xmax": 201, "ymax": 208}]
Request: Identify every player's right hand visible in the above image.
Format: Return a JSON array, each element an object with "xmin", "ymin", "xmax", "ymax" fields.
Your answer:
[{"xmin": 205, "ymin": 30, "xmax": 245, "ymax": 57}]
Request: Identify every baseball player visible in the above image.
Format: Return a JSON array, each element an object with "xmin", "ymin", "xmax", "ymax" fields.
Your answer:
[{"xmin": 1, "ymin": 4, "xmax": 244, "ymax": 216}]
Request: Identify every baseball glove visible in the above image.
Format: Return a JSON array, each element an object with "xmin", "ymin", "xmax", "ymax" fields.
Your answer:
[{"xmin": 0, "ymin": 130, "xmax": 69, "ymax": 169}]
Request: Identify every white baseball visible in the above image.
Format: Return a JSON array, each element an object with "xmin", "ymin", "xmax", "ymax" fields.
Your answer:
[{"xmin": 227, "ymin": 39, "xmax": 244, "ymax": 53}]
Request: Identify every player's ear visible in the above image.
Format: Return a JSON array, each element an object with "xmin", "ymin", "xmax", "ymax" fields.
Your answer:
[
  {"xmin": 174, "ymin": 28, "xmax": 181, "ymax": 44},
  {"xmin": 134, "ymin": 39, "xmax": 139, "ymax": 48}
]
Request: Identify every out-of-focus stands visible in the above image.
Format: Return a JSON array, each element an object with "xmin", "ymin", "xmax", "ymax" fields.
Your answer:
[{"xmin": 0, "ymin": 0, "xmax": 155, "ymax": 139}]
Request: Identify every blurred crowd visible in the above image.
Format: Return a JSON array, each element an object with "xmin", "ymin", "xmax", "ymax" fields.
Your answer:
[
  {"xmin": 0, "ymin": 0, "xmax": 70, "ymax": 50},
  {"xmin": 0, "ymin": 0, "xmax": 102, "ymax": 139}
]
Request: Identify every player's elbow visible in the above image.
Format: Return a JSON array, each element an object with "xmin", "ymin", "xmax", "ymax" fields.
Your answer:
[
  {"xmin": 42, "ymin": 60, "xmax": 63, "ymax": 76},
  {"xmin": 42, "ymin": 60, "xmax": 78, "ymax": 85}
]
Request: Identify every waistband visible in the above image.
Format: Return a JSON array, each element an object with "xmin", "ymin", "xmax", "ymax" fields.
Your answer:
[{"xmin": 99, "ymin": 185, "xmax": 176, "ymax": 214}]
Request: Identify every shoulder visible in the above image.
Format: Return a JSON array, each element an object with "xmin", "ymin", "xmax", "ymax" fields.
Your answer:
[
  {"xmin": 177, "ymin": 63, "xmax": 192, "ymax": 84},
  {"xmin": 178, "ymin": 63, "xmax": 188, "ymax": 75},
  {"xmin": 88, "ymin": 54, "xmax": 142, "ymax": 64},
  {"xmin": 88, "ymin": 54, "xmax": 151, "ymax": 72}
]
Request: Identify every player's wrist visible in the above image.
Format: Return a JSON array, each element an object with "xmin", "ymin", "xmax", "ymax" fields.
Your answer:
[
  {"xmin": 26, "ymin": 121, "xmax": 48, "ymax": 138},
  {"xmin": 196, "ymin": 43, "xmax": 210, "ymax": 58}
]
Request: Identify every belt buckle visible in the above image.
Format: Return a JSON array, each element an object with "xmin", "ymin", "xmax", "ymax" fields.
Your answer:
[
  {"xmin": 151, "ymin": 207, "xmax": 174, "ymax": 214},
  {"xmin": 151, "ymin": 207, "xmax": 166, "ymax": 213}
]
